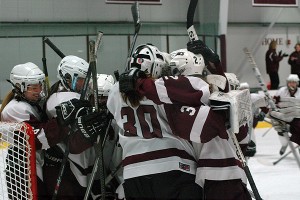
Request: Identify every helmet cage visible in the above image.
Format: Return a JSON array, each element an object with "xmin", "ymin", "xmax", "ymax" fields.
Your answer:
[{"xmin": 129, "ymin": 44, "xmax": 165, "ymax": 78}]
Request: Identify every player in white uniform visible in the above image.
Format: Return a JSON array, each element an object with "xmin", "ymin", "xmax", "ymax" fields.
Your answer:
[
  {"xmin": 271, "ymin": 74, "xmax": 300, "ymax": 155},
  {"xmin": 0, "ymin": 62, "xmax": 70, "ymax": 199},
  {"xmin": 107, "ymin": 44, "xmax": 203, "ymax": 200},
  {"xmin": 44, "ymin": 55, "xmax": 109, "ymax": 199},
  {"xmin": 87, "ymin": 73, "xmax": 124, "ymax": 199},
  {"xmin": 121, "ymin": 45, "xmax": 252, "ymax": 199}
]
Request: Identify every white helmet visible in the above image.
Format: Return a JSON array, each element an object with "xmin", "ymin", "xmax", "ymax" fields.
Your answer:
[
  {"xmin": 129, "ymin": 44, "xmax": 166, "ymax": 78},
  {"xmin": 287, "ymin": 74, "xmax": 299, "ymax": 85},
  {"xmin": 239, "ymin": 82, "xmax": 250, "ymax": 90},
  {"xmin": 57, "ymin": 55, "xmax": 89, "ymax": 91},
  {"xmin": 225, "ymin": 73, "xmax": 240, "ymax": 90},
  {"xmin": 97, "ymin": 74, "xmax": 115, "ymax": 96},
  {"xmin": 169, "ymin": 49, "xmax": 205, "ymax": 76},
  {"xmin": 10, "ymin": 62, "xmax": 45, "ymax": 93}
]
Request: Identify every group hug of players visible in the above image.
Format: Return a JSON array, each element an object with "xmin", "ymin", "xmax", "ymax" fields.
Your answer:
[{"xmin": 1, "ymin": 38, "xmax": 300, "ymax": 200}]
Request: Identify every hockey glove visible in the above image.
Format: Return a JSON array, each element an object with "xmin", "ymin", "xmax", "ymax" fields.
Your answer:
[
  {"xmin": 256, "ymin": 111, "xmax": 266, "ymax": 121},
  {"xmin": 244, "ymin": 140, "xmax": 256, "ymax": 157},
  {"xmin": 187, "ymin": 39, "xmax": 220, "ymax": 64},
  {"xmin": 75, "ymin": 111, "xmax": 113, "ymax": 143},
  {"xmin": 270, "ymin": 118, "xmax": 286, "ymax": 133},
  {"xmin": 119, "ymin": 67, "xmax": 147, "ymax": 93},
  {"xmin": 56, "ymin": 99, "xmax": 92, "ymax": 126}
]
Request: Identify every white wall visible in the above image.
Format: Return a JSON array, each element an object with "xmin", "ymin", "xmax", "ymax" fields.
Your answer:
[
  {"xmin": 0, "ymin": 0, "xmax": 190, "ymax": 22},
  {"xmin": 226, "ymin": 26, "xmax": 299, "ymax": 88},
  {"xmin": 227, "ymin": 0, "xmax": 300, "ymax": 88},
  {"xmin": 1, "ymin": 0, "xmax": 300, "ymax": 99}
]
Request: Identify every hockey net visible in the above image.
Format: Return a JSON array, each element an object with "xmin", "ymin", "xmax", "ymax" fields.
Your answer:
[{"xmin": 0, "ymin": 122, "xmax": 37, "ymax": 200}]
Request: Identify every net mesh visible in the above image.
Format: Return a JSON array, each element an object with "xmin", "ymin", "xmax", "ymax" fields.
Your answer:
[{"xmin": 0, "ymin": 122, "xmax": 36, "ymax": 200}]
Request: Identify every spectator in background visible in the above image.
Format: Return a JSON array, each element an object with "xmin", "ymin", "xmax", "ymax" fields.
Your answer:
[
  {"xmin": 288, "ymin": 43, "xmax": 300, "ymax": 83},
  {"xmin": 265, "ymin": 40, "xmax": 288, "ymax": 89}
]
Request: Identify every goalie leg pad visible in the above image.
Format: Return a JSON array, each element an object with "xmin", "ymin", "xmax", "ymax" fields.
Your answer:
[{"xmin": 209, "ymin": 89, "xmax": 252, "ymax": 133}]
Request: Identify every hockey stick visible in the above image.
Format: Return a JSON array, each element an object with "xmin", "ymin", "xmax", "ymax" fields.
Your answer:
[
  {"xmin": 42, "ymin": 37, "xmax": 51, "ymax": 96},
  {"xmin": 84, "ymin": 32, "xmax": 108, "ymax": 200},
  {"xmin": 243, "ymin": 47, "xmax": 300, "ymax": 170},
  {"xmin": 44, "ymin": 37, "xmax": 66, "ymax": 59},
  {"xmin": 187, "ymin": 0, "xmax": 199, "ymax": 41},
  {"xmin": 228, "ymin": 129, "xmax": 263, "ymax": 200},
  {"xmin": 52, "ymin": 32, "xmax": 104, "ymax": 200},
  {"xmin": 124, "ymin": 1, "xmax": 141, "ymax": 71},
  {"xmin": 273, "ymin": 145, "xmax": 300, "ymax": 165}
]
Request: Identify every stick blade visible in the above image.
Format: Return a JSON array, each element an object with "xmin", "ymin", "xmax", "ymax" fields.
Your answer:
[
  {"xmin": 131, "ymin": 1, "xmax": 140, "ymax": 32},
  {"xmin": 187, "ymin": 0, "xmax": 198, "ymax": 29}
]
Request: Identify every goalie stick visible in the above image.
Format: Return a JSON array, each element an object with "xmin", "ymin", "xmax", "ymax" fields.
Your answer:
[{"xmin": 243, "ymin": 47, "xmax": 300, "ymax": 170}]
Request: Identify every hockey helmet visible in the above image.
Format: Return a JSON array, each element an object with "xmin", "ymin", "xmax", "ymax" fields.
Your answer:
[
  {"xmin": 286, "ymin": 74, "xmax": 299, "ymax": 85},
  {"xmin": 57, "ymin": 55, "xmax": 89, "ymax": 92},
  {"xmin": 225, "ymin": 73, "xmax": 240, "ymax": 90},
  {"xmin": 169, "ymin": 49, "xmax": 205, "ymax": 76},
  {"xmin": 239, "ymin": 82, "xmax": 250, "ymax": 90},
  {"xmin": 129, "ymin": 44, "xmax": 166, "ymax": 78},
  {"xmin": 10, "ymin": 62, "xmax": 45, "ymax": 93},
  {"xmin": 97, "ymin": 74, "xmax": 115, "ymax": 96}
]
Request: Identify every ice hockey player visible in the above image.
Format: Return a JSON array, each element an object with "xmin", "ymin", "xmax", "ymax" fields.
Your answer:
[
  {"xmin": 270, "ymin": 74, "xmax": 300, "ymax": 155},
  {"xmin": 107, "ymin": 43, "xmax": 203, "ymax": 200},
  {"xmin": 0, "ymin": 62, "xmax": 69, "ymax": 199},
  {"xmin": 45, "ymin": 55, "xmax": 110, "ymax": 199},
  {"xmin": 88, "ymin": 73, "xmax": 125, "ymax": 199}
]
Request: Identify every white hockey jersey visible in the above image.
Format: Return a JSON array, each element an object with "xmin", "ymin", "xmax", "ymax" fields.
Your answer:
[
  {"xmin": 107, "ymin": 82, "xmax": 197, "ymax": 180},
  {"xmin": 135, "ymin": 75, "xmax": 248, "ymax": 187},
  {"xmin": 275, "ymin": 86, "xmax": 300, "ymax": 99},
  {"xmin": 46, "ymin": 91, "xmax": 96, "ymax": 187},
  {"xmin": 1, "ymin": 99, "xmax": 46, "ymax": 180}
]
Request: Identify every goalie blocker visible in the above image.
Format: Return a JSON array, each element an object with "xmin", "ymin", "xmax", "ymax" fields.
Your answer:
[{"xmin": 209, "ymin": 89, "xmax": 252, "ymax": 134}]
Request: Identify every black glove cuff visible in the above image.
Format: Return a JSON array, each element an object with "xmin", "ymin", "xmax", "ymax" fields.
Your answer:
[{"xmin": 119, "ymin": 68, "xmax": 146, "ymax": 93}]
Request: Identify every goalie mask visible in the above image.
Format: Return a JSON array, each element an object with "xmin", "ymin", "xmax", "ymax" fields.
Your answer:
[
  {"xmin": 286, "ymin": 74, "xmax": 299, "ymax": 92},
  {"xmin": 225, "ymin": 73, "xmax": 240, "ymax": 91},
  {"xmin": 169, "ymin": 49, "xmax": 205, "ymax": 76},
  {"xmin": 57, "ymin": 55, "xmax": 89, "ymax": 93},
  {"xmin": 10, "ymin": 62, "xmax": 46, "ymax": 103},
  {"xmin": 129, "ymin": 44, "xmax": 166, "ymax": 78}
]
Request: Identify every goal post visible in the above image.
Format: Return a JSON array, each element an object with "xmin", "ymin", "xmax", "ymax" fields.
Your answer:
[{"xmin": 0, "ymin": 122, "xmax": 37, "ymax": 200}]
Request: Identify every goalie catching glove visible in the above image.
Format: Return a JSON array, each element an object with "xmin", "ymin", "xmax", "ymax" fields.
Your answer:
[
  {"xmin": 119, "ymin": 67, "xmax": 147, "ymax": 93},
  {"xmin": 56, "ymin": 99, "xmax": 92, "ymax": 126},
  {"xmin": 76, "ymin": 111, "xmax": 113, "ymax": 143}
]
